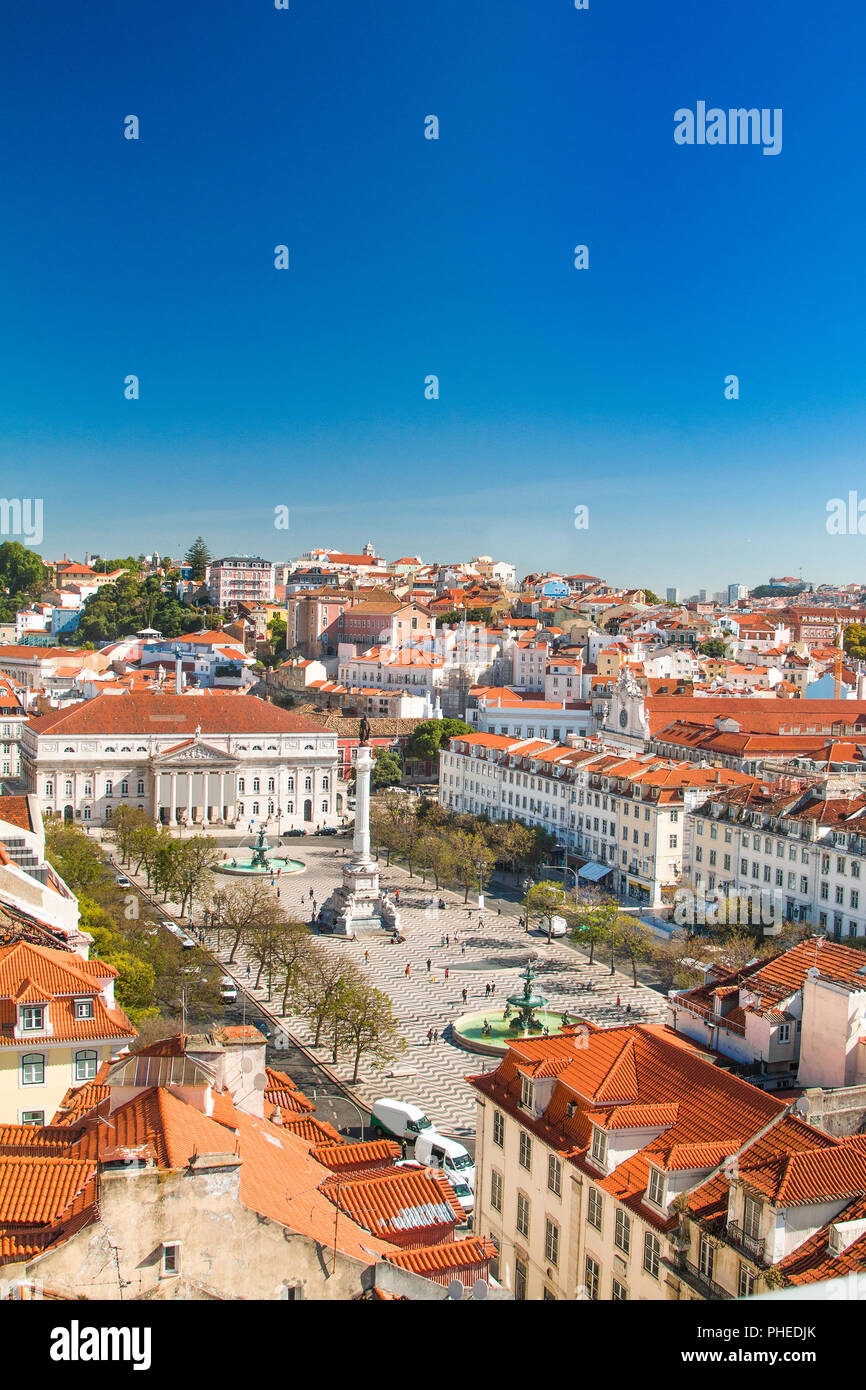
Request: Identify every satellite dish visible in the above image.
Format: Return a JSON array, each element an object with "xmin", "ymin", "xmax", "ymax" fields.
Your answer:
[
  {"xmin": 447, "ymin": 1278, "xmax": 464, "ymax": 1300},
  {"xmin": 472, "ymin": 1278, "xmax": 489, "ymax": 1301}
]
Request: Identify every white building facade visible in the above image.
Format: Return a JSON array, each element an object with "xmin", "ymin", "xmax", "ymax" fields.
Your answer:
[{"xmin": 21, "ymin": 692, "xmax": 341, "ymax": 832}]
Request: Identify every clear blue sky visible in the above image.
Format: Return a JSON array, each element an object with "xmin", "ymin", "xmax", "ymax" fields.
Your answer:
[{"xmin": 1, "ymin": 0, "xmax": 863, "ymax": 592}]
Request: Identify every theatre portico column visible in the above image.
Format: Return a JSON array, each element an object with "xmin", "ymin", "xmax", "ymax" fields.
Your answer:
[
  {"xmin": 187, "ymin": 771, "xmax": 194, "ymax": 824},
  {"xmin": 170, "ymin": 773, "xmax": 177, "ymax": 824},
  {"xmin": 152, "ymin": 772, "xmax": 160, "ymax": 823},
  {"xmin": 219, "ymin": 771, "xmax": 225, "ymax": 823}
]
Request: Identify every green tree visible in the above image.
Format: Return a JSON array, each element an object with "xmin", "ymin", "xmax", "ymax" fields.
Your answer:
[
  {"xmin": 372, "ymin": 749, "xmax": 403, "ymax": 789},
  {"xmin": 609, "ymin": 915, "xmax": 654, "ymax": 986},
  {"xmin": 642, "ymin": 589, "xmax": 661, "ymax": 604},
  {"xmin": 844, "ymin": 623, "xmax": 866, "ymax": 661},
  {"xmin": 0, "ymin": 542, "xmax": 46, "ymax": 621},
  {"xmin": 295, "ymin": 945, "xmax": 358, "ymax": 1048},
  {"xmin": 185, "ymin": 537, "xmax": 212, "ymax": 583},
  {"xmin": 570, "ymin": 898, "xmax": 619, "ymax": 965},
  {"xmin": 699, "ymin": 638, "xmax": 729, "ymax": 658},
  {"xmin": 523, "ymin": 880, "xmax": 568, "ymax": 944},
  {"xmin": 403, "ymin": 718, "xmax": 472, "ymax": 767},
  {"xmin": 336, "ymin": 974, "xmax": 407, "ymax": 1084}
]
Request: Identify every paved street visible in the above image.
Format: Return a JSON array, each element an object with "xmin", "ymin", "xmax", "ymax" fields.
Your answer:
[{"xmin": 196, "ymin": 836, "xmax": 669, "ymax": 1138}]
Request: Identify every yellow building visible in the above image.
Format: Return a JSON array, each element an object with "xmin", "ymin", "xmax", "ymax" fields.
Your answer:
[{"xmin": 0, "ymin": 939, "xmax": 135, "ymax": 1126}]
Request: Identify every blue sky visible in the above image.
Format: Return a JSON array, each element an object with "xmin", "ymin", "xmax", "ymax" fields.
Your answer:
[{"xmin": 1, "ymin": 0, "xmax": 863, "ymax": 592}]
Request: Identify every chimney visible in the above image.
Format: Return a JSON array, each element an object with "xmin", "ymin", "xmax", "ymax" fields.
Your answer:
[{"xmin": 270, "ymin": 1107, "xmax": 283, "ymax": 1126}]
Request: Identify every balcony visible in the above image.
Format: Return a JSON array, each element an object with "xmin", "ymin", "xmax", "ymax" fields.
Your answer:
[
  {"xmin": 726, "ymin": 1222, "xmax": 766, "ymax": 1263},
  {"xmin": 675, "ymin": 1260, "xmax": 733, "ymax": 1301}
]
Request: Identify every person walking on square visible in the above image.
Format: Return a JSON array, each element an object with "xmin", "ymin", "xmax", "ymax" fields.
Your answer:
[
  {"xmin": 427, "ymin": 1028, "xmax": 434, "ymax": 1045},
  {"xmin": 426, "ymin": 957, "xmax": 432, "ymax": 973},
  {"xmin": 462, "ymin": 987, "xmax": 468, "ymax": 1004},
  {"xmin": 405, "ymin": 964, "xmax": 411, "ymax": 977},
  {"xmin": 444, "ymin": 966, "xmax": 450, "ymax": 980}
]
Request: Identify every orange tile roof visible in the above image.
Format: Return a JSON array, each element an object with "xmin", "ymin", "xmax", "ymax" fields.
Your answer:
[
  {"xmin": 312, "ymin": 1140, "xmax": 401, "ymax": 1172},
  {"xmin": 0, "ymin": 1155, "xmax": 96, "ymax": 1224},
  {"xmin": 27, "ymin": 691, "xmax": 327, "ymax": 737},
  {"xmin": 325, "ymin": 1167, "xmax": 463, "ymax": 1244},
  {"xmin": 384, "ymin": 1236, "xmax": 498, "ymax": 1279}
]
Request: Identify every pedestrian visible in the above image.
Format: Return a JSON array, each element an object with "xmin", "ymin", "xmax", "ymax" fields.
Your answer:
[
  {"xmin": 616, "ymin": 995, "xmax": 621, "ymax": 1007},
  {"xmin": 478, "ymin": 917, "xmax": 483, "ymax": 929},
  {"xmin": 395, "ymin": 889, "xmax": 400, "ymax": 904},
  {"xmin": 426, "ymin": 958, "xmax": 432, "ymax": 973},
  {"xmin": 626, "ymin": 1003, "xmax": 632, "ymax": 1015},
  {"xmin": 490, "ymin": 982, "xmax": 495, "ymax": 997},
  {"xmin": 485, "ymin": 982, "xmax": 490, "ymax": 998},
  {"xmin": 427, "ymin": 1028, "xmax": 434, "ymax": 1045},
  {"xmin": 444, "ymin": 966, "xmax": 450, "ymax": 980},
  {"xmin": 445, "ymin": 934, "xmax": 450, "ymax": 946},
  {"xmin": 433, "ymin": 1029, "xmax": 439, "ymax": 1043},
  {"xmin": 246, "ymin": 965, "xmax": 251, "ymax": 978},
  {"xmin": 441, "ymin": 936, "xmax": 445, "ymax": 948},
  {"xmin": 364, "ymin": 949, "xmax": 369, "ymax": 963},
  {"xmin": 405, "ymin": 964, "xmax": 411, "ymax": 977},
  {"xmin": 461, "ymin": 987, "xmax": 468, "ymax": 1004},
  {"xmin": 276, "ymin": 888, "xmax": 280, "ymax": 899},
  {"xmin": 461, "ymin": 943, "xmax": 466, "ymax": 955},
  {"xmin": 309, "ymin": 889, "xmax": 314, "ymax": 900},
  {"xmin": 498, "ymin": 908, "xmax": 502, "ymax": 915}
]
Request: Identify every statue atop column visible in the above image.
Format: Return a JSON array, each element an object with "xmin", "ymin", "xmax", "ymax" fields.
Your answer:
[{"xmin": 358, "ymin": 715, "xmax": 371, "ymax": 746}]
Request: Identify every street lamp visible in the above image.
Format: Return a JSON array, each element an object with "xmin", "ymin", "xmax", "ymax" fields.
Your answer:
[{"xmin": 311, "ymin": 1088, "xmax": 366, "ymax": 1142}]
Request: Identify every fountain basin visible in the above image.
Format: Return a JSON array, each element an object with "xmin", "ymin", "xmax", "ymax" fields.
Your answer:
[
  {"xmin": 216, "ymin": 855, "xmax": 305, "ymax": 877},
  {"xmin": 452, "ymin": 1009, "xmax": 569, "ymax": 1056}
]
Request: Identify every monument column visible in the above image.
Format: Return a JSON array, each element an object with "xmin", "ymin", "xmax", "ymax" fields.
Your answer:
[{"xmin": 353, "ymin": 744, "xmax": 373, "ymax": 864}]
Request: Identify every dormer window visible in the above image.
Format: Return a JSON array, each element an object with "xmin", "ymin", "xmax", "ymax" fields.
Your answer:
[
  {"xmin": 590, "ymin": 1126, "xmax": 608, "ymax": 1168},
  {"xmin": 646, "ymin": 1165, "xmax": 666, "ymax": 1209},
  {"xmin": 75, "ymin": 998, "xmax": 94, "ymax": 1020},
  {"xmin": 22, "ymin": 1005, "xmax": 45, "ymax": 1032},
  {"xmin": 520, "ymin": 1076, "xmax": 535, "ymax": 1110}
]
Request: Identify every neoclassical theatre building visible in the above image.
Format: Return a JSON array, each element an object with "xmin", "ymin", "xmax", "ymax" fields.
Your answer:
[{"xmin": 21, "ymin": 692, "xmax": 343, "ymax": 830}]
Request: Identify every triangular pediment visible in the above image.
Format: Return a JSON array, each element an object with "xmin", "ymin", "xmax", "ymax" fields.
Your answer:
[{"xmin": 153, "ymin": 739, "xmax": 238, "ymax": 766}]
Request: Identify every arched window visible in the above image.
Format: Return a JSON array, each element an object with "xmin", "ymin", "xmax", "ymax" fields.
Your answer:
[
  {"xmin": 74, "ymin": 1050, "xmax": 98, "ymax": 1082},
  {"xmin": 287, "ymin": 777, "xmax": 294, "ymax": 791},
  {"xmin": 65, "ymin": 781, "xmax": 72, "ymax": 797},
  {"xmin": 252, "ymin": 802, "xmax": 259, "ymax": 815},
  {"xmin": 137, "ymin": 780, "xmax": 144, "ymax": 795},
  {"xmin": 120, "ymin": 781, "xmax": 128, "ymax": 796},
  {"xmin": 63, "ymin": 746, "xmax": 74, "ymax": 753},
  {"xmin": 237, "ymin": 802, "xmax": 244, "ymax": 817},
  {"xmin": 267, "ymin": 778, "xmax": 275, "ymax": 792},
  {"xmin": 304, "ymin": 777, "xmax": 312, "ymax": 792},
  {"xmin": 21, "ymin": 1054, "xmax": 44, "ymax": 1086},
  {"xmin": 252, "ymin": 778, "xmax": 260, "ymax": 792},
  {"xmin": 238, "ymin": 779, "xmax": 245, "ymax": 793}
]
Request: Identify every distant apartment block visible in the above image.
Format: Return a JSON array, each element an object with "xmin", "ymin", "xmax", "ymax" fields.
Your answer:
[{"xmin": 206, "ymin": 557, "xmax": 276, "ymax": 608}]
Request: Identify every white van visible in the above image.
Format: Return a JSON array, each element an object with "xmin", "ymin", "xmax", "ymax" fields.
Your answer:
[
  {"xmin": 371, "ymin": 1098, "xmax": 433, "ymax": 1142},
  {"xmin": 220, "ymin": 977, "xmax": 238, "ymax": 1004},
  {"xmin": 413, "ymin": 1131, "xmax": 476, "ymax": 1192}
]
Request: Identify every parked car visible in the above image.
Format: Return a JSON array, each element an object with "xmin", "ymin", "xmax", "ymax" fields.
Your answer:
[
  {"xmin": 114, "ymin": 874, "xmax": 132, "ymax": 888},
  {"xmin": 220, "ymin": 977, "xmax": 238, "ymax": 1004},
  {"xmin": 176, "ymin": 931, "xmax": 196, "ymax": 950},
  {"xmin": 320, "ymin": 827, "xmax": 338, "ymax": 836},
  {"xmin": 371, "ymin": 1098, "xmax": 433, "ymax": 1142},
  {"xmin": 413, "ymin": 1131, "xmax": 476, "ymax": 1191},
  {"xmin": 285, "ymin": 828, "xmax": 306, "ymax": 838}
]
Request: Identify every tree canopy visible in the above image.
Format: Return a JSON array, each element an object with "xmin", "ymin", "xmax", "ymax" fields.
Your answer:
[
  {"xmin": 403, "ymin": 718, "xmax": 472, "ymax": 764},
  {"xmin": 185, "ymin": 537, "xmax": 212, "ymax": 582}
]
